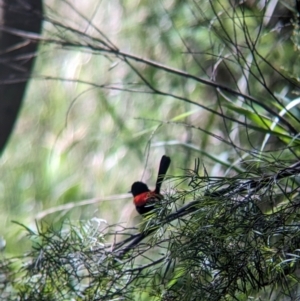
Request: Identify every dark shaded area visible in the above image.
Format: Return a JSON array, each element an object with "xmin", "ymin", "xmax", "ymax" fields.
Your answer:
[{"xmin": 0, "ymin": 0, "xmax": 43, "ymax": 154}]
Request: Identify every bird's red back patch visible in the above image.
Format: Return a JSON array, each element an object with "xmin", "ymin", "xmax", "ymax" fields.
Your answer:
[{"xmin": 133, "ymin": 191, "xmax": 158, "ymax": 207}]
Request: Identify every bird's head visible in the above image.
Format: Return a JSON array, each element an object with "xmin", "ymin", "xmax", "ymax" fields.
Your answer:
[{"xmin": 130, "ymin": 181, "xmax": 150, "ymax": 196}]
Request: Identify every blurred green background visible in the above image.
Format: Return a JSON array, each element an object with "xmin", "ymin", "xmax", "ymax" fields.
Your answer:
[
  {"xmin": 1, "ymin": 0, "xmax": 299, "ymax": 255},
  {"xmin": 0, "ymin": 0, "xmax": 197, "ymax": 254}
]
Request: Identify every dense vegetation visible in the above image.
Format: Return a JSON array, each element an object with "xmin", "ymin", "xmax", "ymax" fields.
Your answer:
[{"xmin": 1, "ymin": 0, "xmax": 300, "ymax": 300}]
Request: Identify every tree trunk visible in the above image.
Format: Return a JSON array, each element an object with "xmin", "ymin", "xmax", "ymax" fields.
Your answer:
[{"xmin": 0, "ymin": 0, "xmax": 43, "ymax": 154}]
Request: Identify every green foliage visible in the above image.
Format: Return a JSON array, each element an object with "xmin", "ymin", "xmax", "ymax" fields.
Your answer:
[
  {"xmin": 3, "ymin": 161, "xmax": 300, "ymax": 300},
  {"xmin": 1, "ymin": 0, "xmax": 300, "ymax": 300}
]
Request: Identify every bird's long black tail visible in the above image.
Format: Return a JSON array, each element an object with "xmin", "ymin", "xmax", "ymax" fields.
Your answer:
[{"xmin": 155, "ymin": 155, "xmax": 171, "ymax": 194}]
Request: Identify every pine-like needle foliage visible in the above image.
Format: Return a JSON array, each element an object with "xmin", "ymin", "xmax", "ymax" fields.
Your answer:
[
  {"xmin": 2, "ymin": 160, "xmax": 300, "ymax": 300},
  {"xmin": 1, "ymin": 0, "xmax": 300, "ymax": 300}
]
